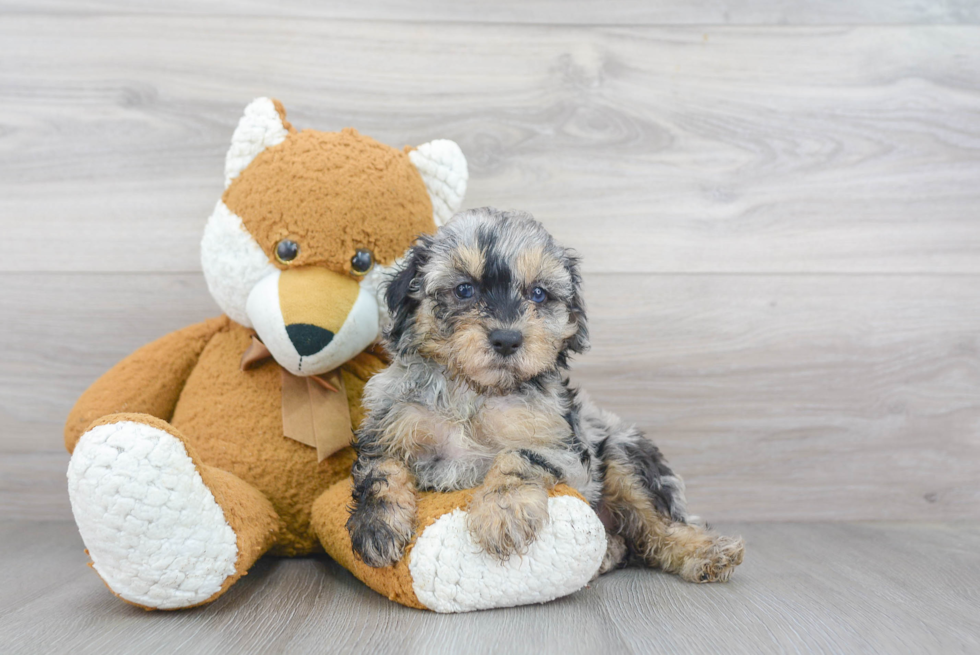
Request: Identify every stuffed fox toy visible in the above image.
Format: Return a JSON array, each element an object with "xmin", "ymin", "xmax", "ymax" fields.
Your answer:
[{"xmin": 64, "ymin": 98, "xmax": 606, "ymax": 613}]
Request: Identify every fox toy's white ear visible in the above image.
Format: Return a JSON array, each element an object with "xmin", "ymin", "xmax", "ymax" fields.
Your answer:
[
  {"xmin": 224, "ymin": 98, "xmax": 291, "ymax": 187},
  {"xmin": 409, "ymin": 140, "xmax": 469, "ymax": 227}
]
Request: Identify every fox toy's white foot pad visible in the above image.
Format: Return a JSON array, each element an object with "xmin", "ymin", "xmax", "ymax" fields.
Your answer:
[
  {"xmin": 67, "ymin": 421, "xmax": 238, "ymax": 609},
  {"xmin": 409, "ymin": 495, "xmax": 606, "ymax": 613}
]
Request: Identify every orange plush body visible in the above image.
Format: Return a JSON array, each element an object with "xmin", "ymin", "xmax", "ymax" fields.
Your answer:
[{"xmin": 65, "ymin": 99, "xmax": 605, "ymax": 613}]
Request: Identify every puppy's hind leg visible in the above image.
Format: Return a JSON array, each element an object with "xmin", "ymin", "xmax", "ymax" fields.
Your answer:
[
  {"xmin": 598, "ymin": 425, "xmax": 744, "ymax": 583},
  {"xmin": 594, "ymin": 531, "xmax": 628, "ymax": 579}
]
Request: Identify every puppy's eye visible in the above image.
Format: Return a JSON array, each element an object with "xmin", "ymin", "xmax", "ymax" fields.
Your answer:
[
  {"xmin": 529, "ymin": 287, "xmax": 548, "ymax": 304},
  {"xmin": 275, "ymin": 239, "xmax": 299, "ymax": 264},
  {"xmin": 351, "ymin": 248, "xmax": 374, "ymax": 276},
  {"xmin": 454, "ymin": 283, "xmax": 474, "ymax": 299}
]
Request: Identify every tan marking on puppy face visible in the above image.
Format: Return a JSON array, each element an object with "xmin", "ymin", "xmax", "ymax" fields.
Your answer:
[
  {"xmin": 223, "ymin": 127, "xmax": 436, "ymax": 275},
  {"xmin": 420, "ymin": 311, "xmax": 512, "ymax": 392},
  {"xmin": 414, "ymin": 286, "xmax": 571, "ymax": 393},
  {"xmin": 513, "ymin": 247, "xmax": 545, "ymax": 287},
  {"xmin": 453, "ymin": 245, "xmax": 485, "ymax": 281},
  {"xmin": 512, "ymin": 309, "xmax": 567, "ymax": 379},
  {"xmin": 398, "ymin": 208, "xmax": 586, "ymax": 392},
  {"xmin": 463, "ymin": 308, "xmax": 569, "ymax": 392},
  {"xmin": 445, "ymin": 319, "xmax": 506, "ymax": 389},
  {"xmin": 513, "ymin": 246, "xmax": 566, "ymax": 291},
  {"xmin": 411, "ymin": 298, "xmax": 445, "ymax": 355}
]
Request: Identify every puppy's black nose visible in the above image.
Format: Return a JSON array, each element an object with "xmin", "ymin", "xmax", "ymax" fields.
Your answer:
[
  {"xmin": 286, "ymin": 323, "xmax": 335, "ymax": 356},
  {"xmin": 489, "ymin": 329, "xmax": 523, "ymax": 357}
]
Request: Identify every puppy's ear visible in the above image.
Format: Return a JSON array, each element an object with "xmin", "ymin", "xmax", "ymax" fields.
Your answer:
[
  {"xmin": 559, "ymin": 250, "xmax": 589, "ymax": 364},
  {"xmin": 384, "ymin": 238, "xmax": 430, "ymax": 351}
]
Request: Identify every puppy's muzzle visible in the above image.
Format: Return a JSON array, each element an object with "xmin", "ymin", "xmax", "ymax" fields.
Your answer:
[{"xmin": 489, "ymin": 329, "xmax": 523, "ymax": 357}]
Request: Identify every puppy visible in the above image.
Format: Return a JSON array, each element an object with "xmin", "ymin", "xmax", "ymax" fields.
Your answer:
[{"xmin": 347, "ymin": 207, "xmax": 744, "ymax": 583}]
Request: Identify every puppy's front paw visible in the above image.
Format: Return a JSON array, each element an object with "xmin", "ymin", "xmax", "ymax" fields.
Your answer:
[
  {"xmin": 466, "ymin": 483, "xmax": 549, "ymax": 560},
  {"xmin": 346, "ymin": 503, "xmax": 416, "ymax": 568},
  {"xmin": 680, "ymin": 534, "xmax": 745, "ymax": 583}
]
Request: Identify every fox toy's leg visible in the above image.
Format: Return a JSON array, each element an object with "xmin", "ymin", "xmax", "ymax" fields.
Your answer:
[
  {"xmin": 311, "ymin": 481, "xmax": 607, "ymax": 613},
  {"xmin": 67, "ymin": 413, "xmax": 281, "ymax": 610}
]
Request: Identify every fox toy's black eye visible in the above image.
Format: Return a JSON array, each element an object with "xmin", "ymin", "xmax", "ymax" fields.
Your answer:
[
  {"xmin": 275, "ymin": 239, "xmax": 299, "ymax": 264},
  {"xmin": 351, "ymin": 249, "xmax": 374, "ymax": 276},
  {"xmin": 454, "ymin": 283, "xmax": 474, "ymax": 299},
  {"xmin": 529, "ymin": 287, "xmax": 547, "ymax": 304}
]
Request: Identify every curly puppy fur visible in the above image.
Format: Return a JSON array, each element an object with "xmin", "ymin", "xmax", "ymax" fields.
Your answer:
[{"xmin": 347, "ymin": 207, "xmax": 744, "ymax": 582}]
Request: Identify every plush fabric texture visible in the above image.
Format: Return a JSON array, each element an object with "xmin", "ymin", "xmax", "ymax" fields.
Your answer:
[
  {"xmin": 312, "ymin": 483, "xmax": 603, "ymax": 612},
  {"xmin": 245, "ymin": 268, "xmax": 381, "ymax": 378},
  {"xmin": 166, "ymin": 320, "xmax": 373, "ymax": 556},
  {"xmin": 200, "ymin": 200, "xmax": 278, "ymax": 327},
  {"xmin": 224, "ymin": 97, "xmax": 292, "ymax": 187},
  {"xmin": 223, "ymin": 127, "xmax": 435, "ymax": 273},
  {"xmin": 64, "ymin": 99, "xmax": 604, "ymax": 612},
  {"xmin": 68, "ymin": 416, "xmax": 267, "ymax": 610},
  {"xmin": 410, "ymin": 495, "xmax": 606, "ymax": 613},
  {"xmin": 406, "ymin": 140, "xmax": 468, "ymax": 227},
  {"xmin": 65, "ymin": 318, "xmax": 228, "ymax": 452}
]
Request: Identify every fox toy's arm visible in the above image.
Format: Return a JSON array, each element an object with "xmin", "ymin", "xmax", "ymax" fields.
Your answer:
[{"xmin": 64, "ymin": 316, "xmax": 229, "ymax": 453}]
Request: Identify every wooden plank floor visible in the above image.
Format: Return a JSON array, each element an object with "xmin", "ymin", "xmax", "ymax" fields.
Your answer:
[
  {"xmin": 1, "ymin": 520, "xmax": 978, "ymax": 654},
  {"xmin": 3, "ymin": 19, "xmax": 979, "ymax": 276}
]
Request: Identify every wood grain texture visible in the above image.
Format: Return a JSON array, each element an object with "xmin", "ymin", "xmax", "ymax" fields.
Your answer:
[
  {"xmin": 581, "ymin": 273, "xmax": 980, "ymax": 521},
  {"xmin": 4, "ymin": 272, "xmax": 978, "ymax": 522},
  {"xmin": 2, "ymin": 18, "xmax": 980, "ymax": 274},
  {"xmin": 0, "ymin": 273, "xmax": 216, "ymax": 521},
  {"xmin": 2, "ymin": 0, "xmax": 979, "ymax": 25},
  {"xmin": 3, "ymin": 3, "xmax": 979, "ymax": 532},
  {"xmin": 0, "ymin": 521, "xmax": 977, "ymax": 654}
]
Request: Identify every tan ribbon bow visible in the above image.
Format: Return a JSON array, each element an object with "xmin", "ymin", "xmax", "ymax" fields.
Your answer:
[{"xmin": 240, "ymin": 335, "xmax": 353, "ymax": 462}]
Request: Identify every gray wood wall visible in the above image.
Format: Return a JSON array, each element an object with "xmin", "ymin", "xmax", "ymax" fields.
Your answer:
[{"xmin": 2, "ymin": 2, "xmax": 979, "ymax": 522}]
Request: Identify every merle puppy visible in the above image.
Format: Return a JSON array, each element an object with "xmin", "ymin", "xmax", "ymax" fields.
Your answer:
[{"xmin": 346, "ymin": 207, "xmax": 744, "ymax": 583}]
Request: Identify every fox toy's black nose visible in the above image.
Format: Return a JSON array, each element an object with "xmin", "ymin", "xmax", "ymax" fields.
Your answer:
[
  {"xmin": 286, "ymin": 323, "xmax": 335, "ymax": 356},
  {"xmin": 489, "ymin": 329, "xmax": 523, "ymax": 357}
]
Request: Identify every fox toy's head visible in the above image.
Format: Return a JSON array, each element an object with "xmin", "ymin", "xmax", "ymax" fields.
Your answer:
[{"xmin": 201, "ymin": 98, "xmax": 467, "ymax": 376}]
